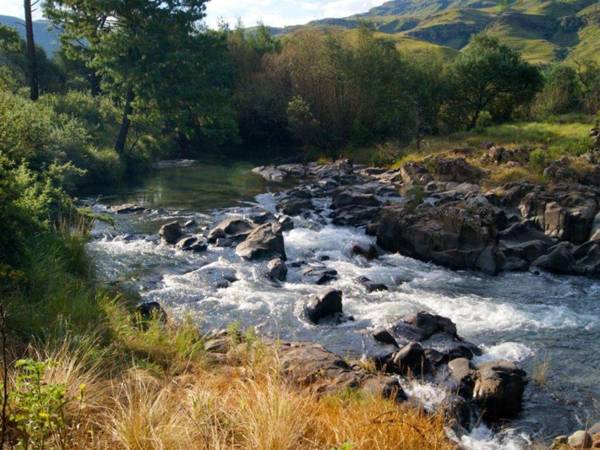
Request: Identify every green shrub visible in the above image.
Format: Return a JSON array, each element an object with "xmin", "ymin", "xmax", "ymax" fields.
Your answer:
[
  {"xmin": 8, "ymin": 359, "xmax": 68, "ymax": 449},
  {"xmin": 529, "ymin": 148, "xmax": 547, "ymax": 173}
]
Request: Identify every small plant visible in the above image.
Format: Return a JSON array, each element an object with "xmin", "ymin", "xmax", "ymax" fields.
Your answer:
[
  {"xmin": 10, "ymin": 358, "xmax": 68, "ymax": 449},
  {"xmin": 533, "ymin": 354, "xmax": 551, "ymax": 386},
  {"xmin": 529, "ymin": 148, "xmax": 547, "ymax": 173}
]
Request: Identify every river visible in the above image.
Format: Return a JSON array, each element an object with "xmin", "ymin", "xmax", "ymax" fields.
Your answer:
[{"xmin": 84, "ymin": 159, "xmax": 600, "ymax": 449}]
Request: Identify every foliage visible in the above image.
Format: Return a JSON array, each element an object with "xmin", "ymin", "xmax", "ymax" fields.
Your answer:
[
  {"xmin": 9, "ymin": 359, "xmax": 68, "ymax": 449},
  {"xmin": 448, "ymin": 34, "xmax": 542, "ymax": 129}
]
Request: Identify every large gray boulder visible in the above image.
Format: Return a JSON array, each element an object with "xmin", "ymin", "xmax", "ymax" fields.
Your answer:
[{"xmin": 235, "ymin": 222, "xmax": 286, "ymax": 260}]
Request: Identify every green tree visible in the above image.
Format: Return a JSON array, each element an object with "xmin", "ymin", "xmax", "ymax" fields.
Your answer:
[
  {"xmin": 45, "ymin": 0, "xmax": 233, "ymax": 155},
  {"xmin": 449, "ymin": 34, "xmax": 542, "ymax": 129},
  {"xmin": 533, "ymin": 64, "xmax": 581, "ymax": 116}
]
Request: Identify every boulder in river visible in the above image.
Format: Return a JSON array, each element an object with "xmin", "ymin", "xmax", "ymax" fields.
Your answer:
[
  {"xmin": 208, "ymin": 217, "xmax": 255, "ymax": 243},
  {"xmin": 385, "ymin": 342, "xmax": 430, "ymax": 377},
  {"xmin": 159, "ymin": 221, "xmax": 183, "ymax": 245},
  {"xmin": 305, "ymin": 289, "xmax": 343, "ymax": 324},
  {"xmin": 176, "ymin": 236, "xmax": 207, "ymax": 252},
  {"xmin": 356, "ymin": 276, "xmax": 388, "ymax": 293},
  {"xmin": 303, "ymin": 266, "xmax": 338, "ymax": 285},
  {"xmin": 473, "ymin": 360, "xmax": 527, "ymax": 422},
  {"xmin": 112, "ymin": 203, "xmax": 146, "ymax": 214},
  {"xmin": 236, "ymin": 222, "xmax": 286, "ymax": 260},
  {"xmin": 267, "ymin": 258, "xmax": 287, "ymax": 281},
  {"xmin": 136, "ymin": 301, "xmax": 167, "ymax": 323}
]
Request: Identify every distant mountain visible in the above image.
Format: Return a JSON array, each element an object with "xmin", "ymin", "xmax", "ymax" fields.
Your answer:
[
  {"xmin": 0, "ymin": 15, "xmax": 61, "ymax": 57},
  {"xmin": 267, "ymin": 0, "xmax": 600, "ymax": 64}
]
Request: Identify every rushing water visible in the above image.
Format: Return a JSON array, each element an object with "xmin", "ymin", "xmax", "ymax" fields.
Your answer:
[{"xmin": 85, "ymin": 159, "xmax": 600, "ymax": 449}]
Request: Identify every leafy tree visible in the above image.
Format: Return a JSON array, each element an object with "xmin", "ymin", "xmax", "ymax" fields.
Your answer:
[
  {"xmin": 533, "ymin": 64, "xmax": 581, "ymax": 116},
  {"xmin": 45, "ymin": 0, "xmax": 235, "ymax": 155},
  {"xmin": 449, "ymin": 34, "xmax": 542, "ymax": 129}
]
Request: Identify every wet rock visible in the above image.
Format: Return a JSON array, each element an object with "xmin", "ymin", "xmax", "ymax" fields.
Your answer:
[
  {"xmin": 356, "ymin": 276, "xmax": 388, "ymax": 293},
  {"xmin": 361, "ymin": 376, "xmax": 407, "ymax": 401},
  {"xmin": 184, "ymin": 219, "xmax": 197, "ymax": 228},
  {"xmin": 372, "ymin": 327, "xmax": 399, "ymax": 347},
  {"xmin": 305, "ymin": 289, "xmax": 343, "ymax": 324},
  {"xmin": 267, "ymin": 258, "xmax": 287, "ymax": 281},
  {"xmin": 236, "ymin": 222, "xmax": 286, "ymax": 260},
  {"xmin": 351, "ymin": 244, "xmax": 379, "ymax": 260},
  {"xmin": 498, "ymin": 222, "xmax": 554, "ymax": 266},
  {"xmin": 386, "ymin": 342, "xmax": 430, "ymax": 376},
  {"xmin": 567, "ymin": 430, "xmax": 592, "ymax": 448},
  {"xmin": 532, "ymin": 242, "xmax": 575, "ymax": 274},
  {"xmin": 112, "ymin": 203, "xmax": 146, "ymax": 214},
  {"xmin": 551, "ymin": 435, "xmax": 568, "ymax": 449},
  {"xmin": 278, "ymin": 215, "xmax": 295, "ymax": 231},
  {"xmin": 303, "ymin": 266, "xmax": 338, "ymax": 285},
  {"xmin": 176, "ymin": 236, "xmax": 207, "ymax": 252},
  {"xmin": 249, "ymin": 210, "xmax": 275, "ymax": 225},
  {"xmin": 159, "ymin": 221, "xmax": 183, "ymax": 245},
  {"xmin": 278, "ymin": 198, "xmax": 313, "ymax": 216},
  {"xmin": 208, "ymin": 217, "xmax": 255, "ymax": 243},
  {"xmin": 136, "ymin": 301, "xmax": 167, "ymax": 323},
  {"xmin": 448, "ymin": 358, "xmax": 476, "ymax": 397},
  {"xmin": 473, "ymin": 360, "xmax": 526, "ymax": 421},
  {"xmin": 403, "ymin": 311, "xmax": 458, "ymax": 340}
]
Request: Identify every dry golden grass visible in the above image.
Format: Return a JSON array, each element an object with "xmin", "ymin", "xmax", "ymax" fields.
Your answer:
[{"xmin": 5, "ymin": 335, "xmax": 454, "ymax": 450}]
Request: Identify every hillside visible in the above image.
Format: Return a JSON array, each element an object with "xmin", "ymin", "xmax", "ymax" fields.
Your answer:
[
  {"xmin": 271, "ymin": 0, "xmax": 600, "ymax": 64},
  {"xmin": 0, "ymin": 15, "xmax": 61, "ymax": 56}
]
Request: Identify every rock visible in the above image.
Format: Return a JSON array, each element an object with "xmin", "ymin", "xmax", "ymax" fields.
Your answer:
[
  {"xmin": 278, "ymin": 197, "xmax": 313, "ymax": 216},
  {"xmin": 331, "ymin": 205, "xmax": 381, "ymax": 227},
  {"xmin": 183, "ymin": 219, "xmax": 197, "ymax": 228},
  {"xmin": 208, "ymin": 217, "xmax": 255, "ymax": 243},
  {"xmin": 267, "ymin": 258, "xmax": 287, "ymax": 281},
  {"xmin": 176, "ymin": 236, "xmax": 207, "ymax": 252},
  {"xmin": 356, "ymin": 276, "xmax": 388, "ymax": 293},
  {"xmin": 403, "ymin": 311, "xmax": 458, "ymax": 340},
  {"xmin": 159, "ymin": 221, "xmax": 183, "ymax": 245},
  {"xmin": 278, "ymin": 215, "xmax": 295, "ymax": 231},
  {"xmin": 351, "ymin": 244, "xmax": 379, "ymax": 260},
  {"xmin": 252, "ymin": 165, "xmax": 287, "ymax": 182},
  {"xmin": 400, "ymin": 162, "xmax": 432, "ymax": 185},
  {"xmin": 532, "ymin": 242, "xmax": 575, "ymax": 274},
  {"xmin": 249, "ymin": 210, "xmax": 275, "ymax": 225},
  {"xmin": 544, "ymin": 195, "xmax": 598, "ymax": 244},
  {"xmin": 236, "ymin": 222, "xmax": 286, "ymax": 260},
  {"xmin": 551, "ymin": 435, "xmax": 568, "ymax": 448},
  {"xmin": 376, "ymin": 202, "xmax": 500, "ymax": 273},
  {"xmin": 448, "ymin": 358, "xmax": 476, "ymax": 397},
  {"xmin": 361, "ymin": 376, "xmax": 407, "ymax": 401},
  {"xmin": 386, "ymin": 342, "xmax": 429, "ymax": 376},
  {"xmin": 372, "ymin": 327, "xmax": 399, "ymax": 347},
  {"xmin": 331, "ymin": 190, "xmax": 380, "ymax": 209},
  {"xmin": 305, "ymin": 289, "xmax": 343, "ymax": 324},
  {"xmin": 112, "ymin": 203, "xmax": 146, "ymax": 214},
  {"xmin": 278, "ymin": 342, "xmax": 406, "ymax": 400},
  {"xmin": 431, "ymin": 156, "xmax": 483, "ymax": 183},
  {"xmin": 567, "ymin": 430, "xmax": 592, "ymax": 448},
  {"xmin": 303, "ymin": 266, "xmax": 338, "ymax": 285},
  {"xmin": 498, "ymin": 222, "xmax": 554, "ymax": 265},
  {"xmin": 204, "ymin": 337, "xmax": 230, "ymax": 353},
  {"xmin": 473, "ymin": 360, "xmax": 526, "ymax": 421},
  {"xmin": 136, "ymin": 302, "xmax": 167, "ymax": 323}
]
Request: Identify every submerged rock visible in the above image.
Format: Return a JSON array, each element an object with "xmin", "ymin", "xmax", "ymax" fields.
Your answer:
[
  {"xmin": 267, "ymin": 258, "xmax": 287, "ymax": 281},
  {"xmin": 302, "ymin": 266, "xmax": 338, "ymax": 285},
  {"xmin": 176, "ymin": 236, "xmax": 207, "ymax": 252}
]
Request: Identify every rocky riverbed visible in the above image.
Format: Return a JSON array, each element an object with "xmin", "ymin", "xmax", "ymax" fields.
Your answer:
[{"xmin": 86, "ymin": 157, "xmax": 600, "ymax": 449}]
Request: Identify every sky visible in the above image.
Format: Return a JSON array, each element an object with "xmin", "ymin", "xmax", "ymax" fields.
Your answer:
[{"xmin": 0, "ymin": 0, "xmax": 386, "ymax": 27}]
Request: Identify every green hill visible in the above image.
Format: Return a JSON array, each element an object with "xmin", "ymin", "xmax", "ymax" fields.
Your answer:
[{"xmin": 270, "ymin": 0, "xmax": 600, "ymax": 64}]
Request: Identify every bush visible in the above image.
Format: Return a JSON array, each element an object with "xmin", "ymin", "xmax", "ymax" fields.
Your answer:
[{"xmin": 529, "ymin": 148, "xmax": 547, "ymax": 173}]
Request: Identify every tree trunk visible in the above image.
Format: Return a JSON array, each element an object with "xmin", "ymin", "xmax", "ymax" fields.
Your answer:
[
  {"xmin": 115, "ymin": 87, "xmax": 134, "ymax": 154},
  {"xmin": 469, "ymin": 108, "xmax": 481, "ymax": 130},
  {"xmin": 24, "ymin": 0, "xmax": 38, "ymax": 101},
  {"xmin": 89, "ymin": 71, "xmax": 101, "ymax": 97}
]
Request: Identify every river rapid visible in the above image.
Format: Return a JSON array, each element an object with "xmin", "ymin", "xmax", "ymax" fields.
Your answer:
[{"xmin": 84, "ymin": 159, "xmax": 600, "ymax": 449}]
